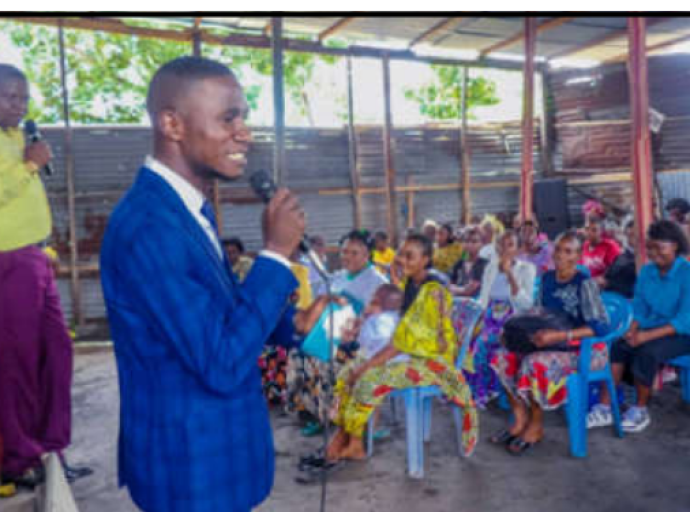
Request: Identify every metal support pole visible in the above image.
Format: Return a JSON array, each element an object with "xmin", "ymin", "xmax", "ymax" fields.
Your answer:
[
  {"xmin": 346, "ymin": 56, "xmax": 362, "ymax": 229},
  {"xmin": 460, "ymin": 66, "xmax": 472, "ymax": 225},
  {"xmin": 271, "ymin": 17, "xmax": 286, "ymax": 186},
  {"xmin": 520, "ymin": 17, "xmax": 537, "ymax": 222},
  {"xmin": 382, "ymin": 53, "xmax": 399, "ymax": 246},
  {"xmin": 540, "ymin": 70, "xmax": 554, "ymax": 176},
  {"xmin": 192, "ymin": 17, "xmax": 202, "ymax": 57},
  {"xmin": 627, "ymin": 17, "xmax": 654, "ymax": 267},
  {"xmin": 58, "ymin": 21, "xmax": 83, "ymax": 330}
]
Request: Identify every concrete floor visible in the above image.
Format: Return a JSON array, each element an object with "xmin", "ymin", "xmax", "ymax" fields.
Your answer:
[{"xmin": 5, "ymin": 348, "xmax": 690, "ymax": 512}]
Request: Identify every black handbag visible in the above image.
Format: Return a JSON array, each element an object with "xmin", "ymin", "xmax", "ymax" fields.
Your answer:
[{"xmin": 501, "ymin": 309, "xmax": 577, "ymax": 354}]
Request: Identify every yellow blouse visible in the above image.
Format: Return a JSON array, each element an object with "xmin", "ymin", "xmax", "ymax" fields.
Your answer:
[
  {"xmin": 433, "ymin": 242, "xmax": 464, "ymax": 275},
  {"xmin": 393, "ymin": 280, "xmax": 457, "ymax": 365},
  {"xmin": 0, "ymin": 128, "xmax": 52, "ymax": 251},
  {"xmin": 291, "ymin": 263, "xmax": 313, "ymax": 310},
  {"xmin": 372, "ymin": 247, "xmax": 396, "ymax": 267}
]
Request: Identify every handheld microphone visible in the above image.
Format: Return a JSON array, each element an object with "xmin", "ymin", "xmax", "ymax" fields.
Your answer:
[
  {"xmin": 24, "ymin": 120, "xmax": 54, "ymax": 177},
  {"xmin": 249, "ymin": 170, "xmax": 329, "ymax": 276}
]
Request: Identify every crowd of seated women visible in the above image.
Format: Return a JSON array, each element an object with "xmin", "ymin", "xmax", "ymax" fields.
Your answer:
[{"xmin": 247, "ymin": 201, "xmax": 690, "ymax": 474}]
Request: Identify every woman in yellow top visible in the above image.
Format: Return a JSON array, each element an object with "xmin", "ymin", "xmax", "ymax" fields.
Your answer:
[
  {"xmin": 432, "ymin": 223, "xmax": 464, "ymax": 275},
  {"xmin": 325, "ymin": 233, "xmax": 478, "ymax": 462}
]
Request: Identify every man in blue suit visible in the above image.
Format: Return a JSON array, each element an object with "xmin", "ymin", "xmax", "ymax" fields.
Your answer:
[{"xmin": 100, "ymin": 57, "xmax": 306, "ymax": 512}]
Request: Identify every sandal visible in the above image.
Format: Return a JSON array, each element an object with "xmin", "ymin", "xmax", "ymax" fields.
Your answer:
[
  {"xmin": 489, "ymin": 429, "xmax": 517, "ymax": 446},
  {"xmin": 298, "ymin": 451, "xmax": 328, "ymax": 472},
  {"xmin": 300, "ymin": 421, "xmax": 324, "ymax": 437},
  {"xmin": 295, "ymin": 460, "xmax": 344, "ymax": 484},
  {"xmin": 506, "ymin": 436, "xmax": 540, "ymax": 456},
  {"xmin": 373, "ymin": 428, "xmax": 391, "ymax": 441}
]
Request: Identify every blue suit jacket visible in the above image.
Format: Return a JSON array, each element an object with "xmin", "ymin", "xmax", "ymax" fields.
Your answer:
[{"xmin": 100, "ymin": 168, "xmax": 299, "ymax": 512}]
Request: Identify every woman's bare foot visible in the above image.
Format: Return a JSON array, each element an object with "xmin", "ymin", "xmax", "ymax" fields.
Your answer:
[
  {"xmin": 326, "ymin": 429, "xmax": 349, "ymax": 460},
  {"xmin": 509, "ymin": 409, "xmax": 530, "ymax": 437},
  {"xmin": 339, "ymin": 437, "xmax": 367, "ymax": 461}
]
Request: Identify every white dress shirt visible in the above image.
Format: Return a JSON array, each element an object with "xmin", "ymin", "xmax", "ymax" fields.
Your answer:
[{"xmin": 146, "ymin": 156, "xmax": 291, "ymax": 270}]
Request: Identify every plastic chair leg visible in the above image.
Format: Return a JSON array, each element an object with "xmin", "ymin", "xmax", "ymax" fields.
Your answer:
[
  {"xmin": 605, "ymin": 374, "xmax": 624, "ymax": 438},
  {"xmin": 452, "ymin": 407, "xmax": 465, "ymax": 458},
  {"xmin": 404, "ymin": 389, "xmax": 424, "ymax": 479},
  {"xmin": 423, "ymin": 398, "xmax": 433, "ymax": 443},
  {"xmin": 498, "ymin": 388, "xmax": 510, "ymax": 411},
  {"xmin": 366, "ymin": 415, "xmax": 375, "ymax": 457},
  {"xmin": 681, "ymin": 368, "xmax": 690, "ymax": 404},
  {"xmin": 390, "ymin": 395, "xmax": 401, "ymax": 425},
  {"xmin": 566, "ymin": 376, "xmax": 587, "ymax": 458}
]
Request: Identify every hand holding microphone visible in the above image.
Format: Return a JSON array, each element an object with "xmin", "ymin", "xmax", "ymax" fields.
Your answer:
[
  {"xmin": 24, "ymin": 120, "xmax": 54, "ymax": 176},
  {"xmin": 262, "ymin": 188, "xmax": 305, "ymax": 259},
  {"xmin": 251, "ymin": 170, "xmax": 305, "ymax": 259}
]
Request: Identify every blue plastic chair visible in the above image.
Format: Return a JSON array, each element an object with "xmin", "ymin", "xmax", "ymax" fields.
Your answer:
[
  {"xmin": 565, "ymin": 292, "xmax": 632, "ymax": 457},
  {"xmin": 669, "ymin": 355, "xmax": 690, "ymax": 403},
  {"xmin": 366, "ymin": 297, "xmax": 484, "ymax": 478}
]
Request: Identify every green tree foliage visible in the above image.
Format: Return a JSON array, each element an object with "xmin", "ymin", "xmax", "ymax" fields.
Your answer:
[
  {"xmin": 404, "ymin": 65, "xmax": 500, "ymax": 121},
  {"xmin": 1, "ymin": 20, "xmax": 336, "ymax": 125}
]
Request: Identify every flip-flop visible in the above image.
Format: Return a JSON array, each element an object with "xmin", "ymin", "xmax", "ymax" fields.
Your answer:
[
  {"xmin": 300, "ymin": 422, "xmax": 324, "ymax": 437},
  {"xmin": 373, "ymin": 428, "xmax": 391, "ymax": 441},
  {"xmin": 299, "ymin": 447, "xmax": 325, "ymax": 465},
  {"xmin": 506, "ymin": 436, "xmax": 540, "ymax": 456},
  {"xmin": 489, "ymin": 428, "xmax": 517, "ymax": 446},
  {"xmin": 298, "ymin": 454, "xmax": 328, "ymax": 472},
  {"xmin": 295, "ymin": 459, "xmax": 345, "ymax": 484}
]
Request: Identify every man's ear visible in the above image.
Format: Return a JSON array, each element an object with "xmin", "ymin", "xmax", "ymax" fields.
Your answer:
[{"xmin": 157, "ymin": 108, "xmax": 184, "ymax": 142}]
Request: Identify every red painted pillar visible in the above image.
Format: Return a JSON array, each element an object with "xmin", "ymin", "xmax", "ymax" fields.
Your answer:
[
  {"xmin": 520, "ymin": 17, "xmax": 537, "ymax": 222},
  {"xmin": 627, "ymin": 17, "xmax": 654, "ymax": 266}
]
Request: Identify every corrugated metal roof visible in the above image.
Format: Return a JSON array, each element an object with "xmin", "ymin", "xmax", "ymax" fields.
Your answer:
[{"xmin": 181, "ymin": 16, "xmax": 690, "ymax": 65}]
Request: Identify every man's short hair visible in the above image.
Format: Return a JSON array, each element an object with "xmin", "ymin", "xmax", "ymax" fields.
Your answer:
[
  {"xmin": 0, "ymin": 64, "xmax": 26, "ymax": 86},
  {"xmin": 146, "ymin": 56, "xmax": 236, "ymax": 119}
]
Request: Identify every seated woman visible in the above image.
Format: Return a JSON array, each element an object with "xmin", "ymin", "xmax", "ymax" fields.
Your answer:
[
  {"xmin": 325, "ymin": 234, "xmax": 478, "ymax": 462},
  {"xmin": 599, "ymin": 219, "xmax": 636, "ymax": 299},
  {"xmin": 517, "ymin": 219, "xmax": 554, "ymax": 277},
  {"xmin": 490, "ymin": 231, "xmax": 610, "ymax": 454},
  {"xmin": 449, "ymin": 226, "xmax": 488, "ymax": 298},
  {"xmin": 581, "ymin": 216, "xmax": 621, "ymax": 282},
  {"xmin": 433, "ymin": 223, "xmax": 464, "ymax": 275},
  {"xmin": 479, "ymin": 215, "xmax": 505, "ymax": 261},
  {"xmin": 221, "ymin": 237, "xmax": 253, "ymax": 282},
  {"xmin": 286, "ymin": 230, "xmax": 388, "ymax": 435},
  {"xmin": 259, "ymin": 253, "xmax": 316, "ymax": 405},
  {"xmin": 469, "ymin": 231, "xmax": 536, "ymax": 408},
  {"xmin": 589, "ymin": 220, "xmax": 690, "ymax": 433}
]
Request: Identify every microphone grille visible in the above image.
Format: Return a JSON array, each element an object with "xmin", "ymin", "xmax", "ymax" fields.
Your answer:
[
  {"xmin": 24, "ymin": 119, "xmax": 37, "ymax": 135},
  {"xmin": 249, "ymin": 170, "xmax": 277, "ymax": 203}
]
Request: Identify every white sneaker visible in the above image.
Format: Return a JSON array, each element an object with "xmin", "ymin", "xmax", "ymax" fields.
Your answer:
[
  {"xmin": 621, "ymin": 406, "xmax": 651, "ymax": 433},
  {"xmin": 587, "ymin": 404, "xmax": 613, "ymax": 429}
]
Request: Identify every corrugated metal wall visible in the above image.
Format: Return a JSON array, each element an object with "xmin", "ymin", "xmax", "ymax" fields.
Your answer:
[
  {"xmin": 42, "ymin": 121, "xmax": 540, "ymax": 325},
  {"xmin": 548, "ymin": 53, "xmax": 690, "ymax": 224}
]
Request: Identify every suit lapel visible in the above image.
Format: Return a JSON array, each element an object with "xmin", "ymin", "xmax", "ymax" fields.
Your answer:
[{"xmin": 138, "ymin": 168, "xmax": 236, "ymax": 292}]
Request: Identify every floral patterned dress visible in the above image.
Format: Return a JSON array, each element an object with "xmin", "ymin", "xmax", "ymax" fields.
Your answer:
[
  {"xmin": 331, "ymin": 278, "xmax": 478, "ymax": 456},
  {"xmin": 490, "ymin": 270, "xmax": 610, "ymax": 410},
  {"xmin": 259, "ymin": 263, "xmax": 312, "ymax": 406}
]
